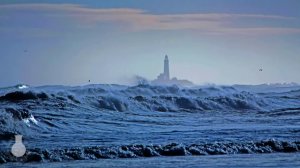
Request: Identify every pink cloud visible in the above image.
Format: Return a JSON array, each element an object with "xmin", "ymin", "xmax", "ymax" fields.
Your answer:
[{"xmin": 1, "ymin": 3, "xmax": 299, "ymax": 35}]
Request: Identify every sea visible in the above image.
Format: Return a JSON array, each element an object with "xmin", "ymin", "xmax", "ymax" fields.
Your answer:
[{"xmin": 0, "ymin": 83, "xmax": 300, "ymax": 167}]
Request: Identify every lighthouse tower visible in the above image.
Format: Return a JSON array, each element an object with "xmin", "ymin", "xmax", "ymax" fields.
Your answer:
[
  {"xmin": 164, "ymin": 55, "xmax": 170, "ymax": 80},
  {"xmin": 152, "ymin": 54, "xmax": 194, "ymax": 86}
]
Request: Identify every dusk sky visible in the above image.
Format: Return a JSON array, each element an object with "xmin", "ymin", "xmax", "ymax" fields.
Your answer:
[{"xmin": 1, "ymin": 0, "xmax": 300, "ymax": 87}]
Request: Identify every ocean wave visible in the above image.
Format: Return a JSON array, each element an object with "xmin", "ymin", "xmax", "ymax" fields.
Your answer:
[
  {"xmin": 1, "ymin": 84, "xmax": 300, "ymax": 162},
  {"xmin": 0, "ymin": 84, "xmax": 299, "ymax": 135},
  {"xmin": 0, "ymin": 139, "xmax": 299, "ymax": 163},
  {"xmin": 0, "ymin": 91, "xmax": 48, "ymax": 102},
  {"xmin": 0, "ymin": 84, "xmax": 293, "ymax": 114}
]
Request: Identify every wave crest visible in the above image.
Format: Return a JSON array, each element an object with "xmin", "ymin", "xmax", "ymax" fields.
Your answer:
[{"xmin": 0, "ymin": 139, "xmax": 299, "ymax": 163}]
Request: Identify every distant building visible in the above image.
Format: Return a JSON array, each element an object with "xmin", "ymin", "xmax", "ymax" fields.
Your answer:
[
  {"xmin": 152, "ymin": 55, "xmax": 193, "ymax": 86},
  {"xmin": 156, "ymin": 55, "xmax": 170, "ymax": 81}
]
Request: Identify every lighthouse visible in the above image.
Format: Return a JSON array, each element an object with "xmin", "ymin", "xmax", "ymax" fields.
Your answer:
[
  {"xmin": 152, "ymin": 54, "xmax": 194, "ymax": 86},
  {"xmin": 154, "ymin": 55, "xmax": 171, "ymax": 82},
  {"xmin": 164, "ymin": 55, "xmax": 170, "ymax": 80}
]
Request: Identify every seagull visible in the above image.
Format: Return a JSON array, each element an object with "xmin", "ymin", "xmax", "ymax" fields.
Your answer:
[
  {"xmin": 259, "ymin": 68, "xmax": 263, "ymax": 71},
  {"xmin": 88, "ymin": 80, "xmax": 91, "ymax": 82}
]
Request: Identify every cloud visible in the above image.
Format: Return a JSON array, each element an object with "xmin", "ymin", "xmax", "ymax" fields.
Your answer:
[{"xmin": 1, "ymin": 3, "xmax": 300, "ymax": 35}]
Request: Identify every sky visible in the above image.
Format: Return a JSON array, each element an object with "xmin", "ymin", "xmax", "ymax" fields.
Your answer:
[{"xmin": 0, "ymin": 0, "xmax": 300, "ymax": 87}]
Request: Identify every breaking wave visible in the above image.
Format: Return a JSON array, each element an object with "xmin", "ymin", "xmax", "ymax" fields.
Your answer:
[
  {"xmin": 1, "ymin": 84, "xmax": 300, "ymax": 164},
  {"xmin": 1, "ymin": 84, "xmax": 298, "ymax": 114},
  {"xmin": 0, "ymin": 139, "xmax": 299, "ymax": 163}
]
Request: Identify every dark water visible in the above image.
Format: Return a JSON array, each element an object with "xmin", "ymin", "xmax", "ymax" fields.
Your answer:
[
  {"xmin": 4, "ymin": 153, "xmax": 300, "ymax": 168},
  {"xmin": 0, "ymin": 84, "xmax": 300, "ymax": 167}
]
